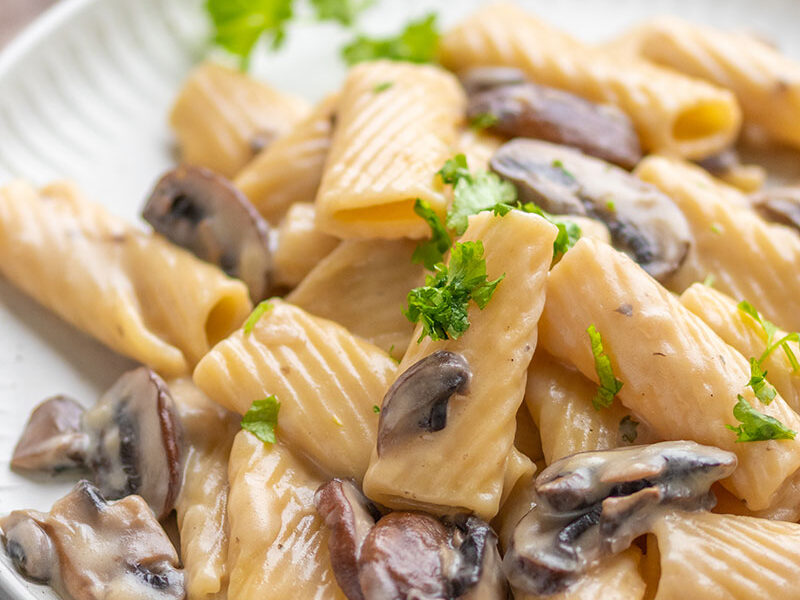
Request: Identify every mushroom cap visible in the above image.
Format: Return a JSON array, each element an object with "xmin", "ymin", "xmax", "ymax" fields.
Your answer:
[
  {"xmin": 377, "ymin": 351, "xmax": 472, "ymax": 456},
  {"xmin": 459, "ymin": 66, "xmax": 528, "ymax": 96},
  {"xmin": 143, "ymin": 165, "xmax": 272, "ymax": 301},
  {"xmin": 751, "ymin": 186, "xmax": 800, "ymax": 232},
  {"xmin": 83, "ymin": 367, "xmax": 183, "ymax": 520},
  {"xmin": 504, "ymin": 441, "xmax": 736, "ymax": 596},
  {"xmin": 0, "ymin": 510, "xmax": 56, "ymax": 583},
  {"xmin": 467, "ymin": 78, "xmax": 641, "ymax": 169},
  {"xmin": 491, "ymin": 139, "xmax": 691, "ymax": 281},
  {"xmin": 11, "ymin": 395, "xmax": 88, "ymax": 472}
]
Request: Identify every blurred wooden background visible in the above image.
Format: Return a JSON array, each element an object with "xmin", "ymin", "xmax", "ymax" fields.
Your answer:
[{"xmin": 0, "ymin": 0, "xmax": 57, "ymax": 48}]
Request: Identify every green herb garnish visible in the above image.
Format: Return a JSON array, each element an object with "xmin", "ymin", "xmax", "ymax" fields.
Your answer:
[
  {"xmin": 444, "ymin": 170, "xmax": 516, "ymax": 235},
  {"xmin": 726, "ymin": 394, "xmax": 796, "ymax": 442},
  {"xmin": 310, "ymin": 0, "xmax": 372, "ymax": 25},
  {"xmin": 404, "ymin": 240, "xmax": 504, "ymax": 342},
  {"xmin": 737, "ymin": 300, "xmax": 800, "ymax": 370},
  {"xmin": 341, "ymin": 13, "xmax": 439, "ymax": 65},
  {"xmin": 241, "ymin": 396, "xmax": 280, "ymax": 444},
  {"xmin": 518, "ymin": 202, "xmax": 581, "ymax": 261},
  {"xmin": 412, "ymin": 198, "xmax": 452, "ymax": 270},
  {"xmin": 243, "ymin": 300, "xmax": 273, "ymax": 335},
  {"xmin": 619, "ymin": 415, "xmax": 639, "ymax": 444},
  {"xmin": 372, "ymin": 405, "xmax": 381, "ymax": 413},
  {"xmin": 587, "ymin": 324, "xmax": 624, "ymax": 410},
  {"xmin": 469, "ymin": 112, "xmax": 499, "ymax": 130},
  {"xmin": 372, "ymin": 81, "xmax": 394, "ymax": 93},
  {"xmin": 551, "ymin": 159, "xmax": 575, "ymax": 179},
  {"xmin": 748, "ymin": 357, "xmax": 777, "ymax": 405}
]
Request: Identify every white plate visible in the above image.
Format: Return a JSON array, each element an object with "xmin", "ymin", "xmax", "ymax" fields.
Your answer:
[{"xmin": 1, "ymin": 0, "xmax": 799, "ymax": 597}]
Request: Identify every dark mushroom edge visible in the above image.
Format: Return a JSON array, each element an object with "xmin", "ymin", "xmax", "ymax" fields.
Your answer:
[
  {"xmin": 490, "ymin": 139, "xmax": 691, "ymax": 281},
  {"xmin": 503, "ymin": 440, "xmax": 737, "ymax": 596},
  {"xmin": 377, "ymin": 351, "xmax": 472, "ymax": 456},
  {"xmin": 1, "ymin": 480, "xmax": 184, "ymax": 600},
  {"xmin": 142, "ymin": 165, "xmax": 272, "ymax": 302},
  {"xmin": 750, "ymin": 186, "xmax": 800, "ymax": 233},
  {"xmin": 461, "ymin": 67, "xmax": 642, "ymax": 169},
  {"xmin": 12, "ymin": 367, "xmax": 184, "ymax": 521},
  {"xmin": 315, "ymin": 478, "xmax": 509, "ymax": 600}
]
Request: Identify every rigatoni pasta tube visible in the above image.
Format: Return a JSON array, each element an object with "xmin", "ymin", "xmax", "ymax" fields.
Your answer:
[
  {"xmin": 287, "ymin": 239, "xmax": 423, "ymax": 358},
  {"xmin": 538, "ymin": 237, "xmax": 800, "ymax": 511},
  {"xmin": 271, "ymin": 203, "xmax": 339, "ymax": 289},
  {"xmin": 171, "ymin": 378, "xmax": 239, "ymax": 600},
  {"xmin": 438, "ymin": 3, "xmax": 741, "ymax": 159},
  {"xmin": 226, "ymin": 432, "xmax": 344, "ymax": 600},
  {"xmin": 0, "ymin": 181, "xmax": 252, "ymax": 378},
  {"xmin": 235, "ymin": 95, "xmax": 337, "ymax": 224},
  {"xmin": 618, "ymin": 17, "xmax": 800, "ymax": 149},
  {"xmin": 636, "ymin": 155, "xmax": 800, "ymax": 332},
  {"xmin": 170, "ymin": 62, "xmax": 309, "ymax": 178},
  {"xmin": 363, "ymin": 211, "xmax": 557, "ymax": 519},
  {"xmin": 193, "ymin": 299, "xmax": 397, "ymax": 482},
  {"xmin": 680, "ymin": 283, "xmax": 800, "ymax": 415},
  {"xmin": 314, "ymin": 60, "xmax": 465, "ymax": 239}
]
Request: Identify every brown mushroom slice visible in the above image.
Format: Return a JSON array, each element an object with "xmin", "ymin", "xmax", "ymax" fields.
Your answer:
[
  {"xmin": 459, "ymin": 66, "xmax": 528, "ymax": 96},
  {"xmin": 467, "ymin": 80, "xmax": 642, "ymax": 169},
  {"xmin": 751, "ymin": 186, "xmax": 800, "ymax": 232},
  {"xmin": 11, "ymin": 395, "xmax": 88, "ymax": 472},
  {"xmin": 1, "ymin": 480, "xmax": 184, "ymax": 600},
  {"xmin": 490, "ymin": 139, "xmax": 691, "ymax": 281},
  {"xmin": 445, "ymin": 515, "xmax": 509, "ymax": 600},
  {"xmin": 377, "ymin": 351, "xmax": 472, "ymax": 456},
  {"xmin": 83, "ymin": 367, "xmax": 183, "ymax": 520},
  {"xmin": 315, "ymin": 478, "xmax": 381, "ymax": 600},
  {"xmin": 503, "ymin": 441, "xmax": 736, "ymax": 596},
  {"xmin": 142, "ymin": 165, "xmax": 272, "ymax": 301}
]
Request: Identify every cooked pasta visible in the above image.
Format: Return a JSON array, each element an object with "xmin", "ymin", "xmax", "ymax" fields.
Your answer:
[
  {"xmin": 439, "ymin": 3, "xmax": 741, "ymax": 159},
  {"xmin": 226, "ymin": 432, "xmax": 343, "ymax": 600},
  {"xmin": 193, "ymin": 299, "xmax": 397, "ymax": 482},
  {"xmin": 363, "ymin": 211, "xmax": 556, "ymax": 519},
  {"xmin": 286, "ymin": 238, "xmax": 422, "ymax": 357},
  {"xmin": 613, "ymin": 17, "xmax": 800, "ymax": 149},
  {"xmin": 636, "ymin": 155, "xmax": 800, "ymax": 332},
  {"xmin": 314, "ymin": 60, "xmax": 465, "ymax": 239},
  {"xmin": 0, "ymin": 180, "xmax": 252, "ymax": 377},
  {"xmin": 271, "ymin": 203, "xmax": 340, "ymax": 290},
  {"xmin": 170, "ymin": 62, "xmax": 310, "ymax": 178},
  {"xmin": 171, "ymin": 378, "xmax": 239, "ymax": 600},
  {"xmin": 538, "ymin": 237, "xmax": 800, "ymax": 511},
  {"xmin": 234, "ymin": 95, "xmax": 338, "ymax": 224}
]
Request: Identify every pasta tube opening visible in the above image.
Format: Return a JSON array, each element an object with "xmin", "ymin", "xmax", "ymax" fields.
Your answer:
[
  {"xmin": 205, "ymin": 293, "xmax": 246, "ymax": 348},
  {"xmin": 672, "ymin": 100, "xmax": 739, "ymax": 142}
]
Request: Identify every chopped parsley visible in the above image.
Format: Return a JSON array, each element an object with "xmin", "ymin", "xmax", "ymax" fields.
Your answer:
[
  {"xmin": 372, "ymin": 81, "xmax": 394, "ymax": 93},
  {"xmin": 404, "ymin": 241, "xmax": 504, "ymax": 342},
  {"xmin": 341, "ymin": 13, "xmax": 439, "ymax": 65},
  {"xmin": 605, "ymin": 200, "xmax": 616, "ymax": 213},
  {"xmin": 619, "ymin": 415, "xmax": 639, "ymax": 444},
  {"xmin": 726, "ymin": 395, "xmax": 796, "ymax": 442},
  {"xmin": 243, "ymin": 300, "xmax": 273, "ymax": 335},
  {"xmin": 737, "ymin": 300, "xmax": 800, "ymax": 370},
  {"xmin": 310, "ymin": 0, "xmax": 372, "ymax": 25},
  {"xmin": 587, "ymin": 324, "xmax": 623, "ymax": 410},
  {"xmin": 748, "ymin": 358, "xmax": 777, "ymax": 405},
  {"xmin": 241, "ymin": 396, "xmax": 280, "ymax": 444},
  {"xmin": 412, "ymin": 199, "xmax": 452, "ymax": 269},
  {"xmin": 702, "ymin": 273, "xmax": 716, "ymax": 287},
  {"xmin": 469, "ymin": 112, "xmax": 499, "ymax": 130},
  {"xmin": 551, "ymin": 159, "xmax": 575, "ymax": 180},
  {"xmin": 710, "ymin": 223, "xmax": 722, "ymax": 235},
  {"xmin": 518, "ymin": 202, "xmax": 581, "ymax": 261},
  {"xmin": 372, "ymin": 405, "xmax": 381, "ymax": 413}
]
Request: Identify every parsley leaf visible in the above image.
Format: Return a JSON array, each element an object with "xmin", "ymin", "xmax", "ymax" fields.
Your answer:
[
  {"xmin": 372, "ymin": 81, "xmax": 394, "ymax": 93},
  {"xmin": 372, "ymin": 404, "xmax": 381, "ymax": 413},
  {"xmin": 587, "ymin": 324, "xmax": 624, "ymax": 410},
  {"xmin": 438, "ymin": 154, "xmax": 471, "ymax": 185},
  {"xmin": 619, "ymin": 415, "xmax": 639, "ymax": 444},
  {"xmin": 404, "ymin": 241, "xmax": 504, "ymax": 342},
  {"xmin": 243, "ymin": 300, "xmax": 273, "ymax": 335},
  {"xmin": 241, "ymin": 396, "xmax": 280, "ymax": 444},
  {"xmin": 737, "ymin": 300, "xmax": 777, "ymax": 347},
  {"xmin": 748, "ymin": 358, "xmax": 777, "ymax": 405},
  {"xmin": 310, "ymin": 0, "xmax": 372, "ymax": 25},
  {"xmin": 341, "ymin": 13, "xmax": 439, "ymax": 65},
  {"xmin": 412, "ymin": 199, "xmax": 452, "ymax": 270},
  {"xmin": 519, "ymin": 203, "xmax": 581, "ymax": 260},
  {"xmin": 206, "ymin": 0, "xmax": 294, "ymax": 70},
  {"xmin": 469, "ymin": 112, "xmax": 498, "ymax": 130},
  {"xmin": 446, "ymin": 172, "xmax": 517, "ymax": 235},
  {"xmin": 737, "ymin": 300, "xmax": 800, "ymax": 371},
  {"xmin": 726, "ymin": 394, "xmax": 796, "ymax": 442}
]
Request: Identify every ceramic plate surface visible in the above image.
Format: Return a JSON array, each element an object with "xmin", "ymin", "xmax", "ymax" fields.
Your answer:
[{"xmin": 1, "ymin": 0, "xmax": 800, "ymax": 597}]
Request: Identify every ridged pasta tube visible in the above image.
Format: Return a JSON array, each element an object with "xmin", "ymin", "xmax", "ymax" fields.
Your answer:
[
  {"xmin": 314, "ymin": 60, "xmax": 466, "ymax": 239},
  {"xmin": 363, "ymin": 211, "xmax": 557, "ymax": 519},
  {"xmin": 438, "ymin": 3, "xmax": 741, "ymax": 159},
  {"xmin": 538, "ymin": 237, "xmax": 800, "ymax": 511},
  {"xmin": 0, "ymin": 181, "xmax": 252, "ymax": 378}
]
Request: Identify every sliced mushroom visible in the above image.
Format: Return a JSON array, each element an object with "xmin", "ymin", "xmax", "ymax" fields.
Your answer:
[
  {"xmin": 464, "ymin": 72, "xmax": 641, "ymax": 169},
  {"xmin": 83, "ymin": 367, "xmax": 183, "ymax": 520},
  {"xmin": 11, "ymin": 395, "xmax": 88, "ymax": 472},
  {"xmin": 377, "ymin": 351, "xmax": 472, "ymax": 456},
  {"xmin": 316, "ymin": 480, "xmax": 507, "ymax": 600},
  {"xmin": 143, "ymin": 165, "xmax": 272, "ymax": 301},
  {"xmin": 1, "ymin": 480, "xmax": 184, "ymax": 600},
  {"xmin": 503, "ymin": 441, "xmax": 736, "ymax": 595},
  {"xmin": 491, "ymin": 139, "xmax": 691, "ymax": 281},
  {"xmin": 751, "ymin": 186, "xmax": 800, "ymax": 232},
  {"xmin": 316, "ymin": 479, "xmax": 382, "ymax": 600},
  {"xmin": 459, "ymin": 67, "xmax": 529, "ymax": 96},
  {"xmin": 695, "ymin": 148, "xmax": 740, "ymax": 178}
]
